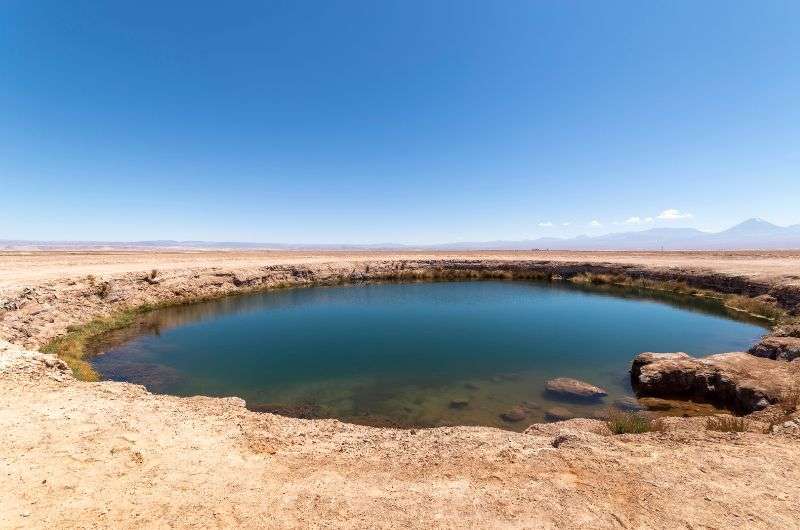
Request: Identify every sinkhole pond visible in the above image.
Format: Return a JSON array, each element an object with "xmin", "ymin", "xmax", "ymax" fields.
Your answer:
[{"xmin": 87, "ymin": 280, "xmax": 768, "ymax": 430}]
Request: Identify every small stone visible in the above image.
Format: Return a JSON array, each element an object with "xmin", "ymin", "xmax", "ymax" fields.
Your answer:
[
  {"xmin": 754, "ymin": 398, "xmax": 770, "ymax": 410},
  {"xmin": 449, "ymin": 399, "xmax": 469, "ymax": 409},
  {"xmin": 545, "ymin": 406, "xmax": 574, "ymax": 422},
  {"xmin": 500, "ymin": 406, "xmax": 528, "ymax": 422},
  {"xmin": 551, "ymin": 434, "xmax": 577, "ymax": 448}
]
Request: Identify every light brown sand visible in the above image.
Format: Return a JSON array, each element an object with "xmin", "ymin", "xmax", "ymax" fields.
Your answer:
[{"xmin": 2, "ymin": 249, "xmax": 799, "ymax": 291}]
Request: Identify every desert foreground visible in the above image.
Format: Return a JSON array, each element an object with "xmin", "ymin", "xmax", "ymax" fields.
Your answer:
[{"xmin": 1, "ymin": 250, "xmax": 800, "ymax": 529}]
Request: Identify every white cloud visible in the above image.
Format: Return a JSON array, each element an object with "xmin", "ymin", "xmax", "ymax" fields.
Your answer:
[
  {"xmin": 561, "ymin": 222, "xmax": 571, "ymax": 226},
  {"xmin": 588, "ymin": 220, "xmax": 602, "ymax": 227},
  {"xmin": 538, "ymin": 221, "xmax": 554, "ymax": 227},
  {"xmin": 657, "ymin": 209, "xmax": 693, "ymax": 220},
  {"xmin": 622, "ymin": 216, "xmax": 655, "ymax": 225}
]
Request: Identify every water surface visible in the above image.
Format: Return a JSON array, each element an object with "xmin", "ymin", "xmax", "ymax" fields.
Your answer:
[{"xmin": 89, "ymin": 281, "xmax": 767, "ymax": 429}]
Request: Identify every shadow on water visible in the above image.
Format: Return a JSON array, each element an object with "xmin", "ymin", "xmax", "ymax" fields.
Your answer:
[{"xmin": 86, "ymin": 279, "xmax": 769, "ymax": 431}]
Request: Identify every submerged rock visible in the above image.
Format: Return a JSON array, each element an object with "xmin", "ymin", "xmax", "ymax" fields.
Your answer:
[
  {"xmin": 449, "ymin": 398, "xmax": 469, "ymax": 409},
  {"xmin": 500, "ymin": 406, "xmax": 528, "ymax": 422},
  {"xmin": 613, "ymin": 396, "xmax": 645, "ymax": 412},
  {"xmin": 637, "ymin": 397, "xmax": 720, "ymax": 416},
  {"xmin": 545, "ymin": 378, "xmax": 608, "ymax": 400},
  {"xmin": 637, "ymin": 397, "xmax": 673, "ymax": 411},
  {"xmin": 545, "ymin": 406, "xmax": 575, "ymax": 422},
  {"xmin": 248, "ymin": 403, "xmax": 323, "ymax": 419},
  {"xmin": 749, "ymin": 336, "xmax": 800, "ymax": 361}
]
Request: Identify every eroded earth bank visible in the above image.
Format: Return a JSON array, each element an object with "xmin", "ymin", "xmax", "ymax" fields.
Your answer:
[{"xmin": 1, "ymin": 251, "xmax": 799, "ymax": 528}]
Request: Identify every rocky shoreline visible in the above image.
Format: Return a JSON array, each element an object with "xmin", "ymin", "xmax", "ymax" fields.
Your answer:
[{"xmin": 2, "ymin": 258, "xmax": 799, "ymax": 411}]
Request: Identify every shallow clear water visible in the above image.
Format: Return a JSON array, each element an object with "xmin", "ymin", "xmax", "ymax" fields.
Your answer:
[{"xmin": 89, "ymin": 280, "xmax": 767, "ymax": 430}]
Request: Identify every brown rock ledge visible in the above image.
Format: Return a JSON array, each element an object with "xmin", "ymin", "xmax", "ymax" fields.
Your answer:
[
  {"xmin": 749, "ymin": 336, "xmax": 800, "ymax": 361},
  {"xmin": 631, "ymin": 351, "xmax": 800, "ymax": 414}
]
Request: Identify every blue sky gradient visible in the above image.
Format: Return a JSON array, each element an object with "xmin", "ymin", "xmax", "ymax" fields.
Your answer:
[{"xmin": 2, "ymin": 1, "xmax": 799, "ymax": 243}]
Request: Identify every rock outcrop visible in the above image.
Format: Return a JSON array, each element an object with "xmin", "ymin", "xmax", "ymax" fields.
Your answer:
[
  {"xmin": 544, "ymin": 378, "xmax": 608, "ymax": 400},
  {"xmin": 749, "ymin": 336, "xmax": 800, "ymax": 361},
  {"xmin": 631, "ymin": 351, "xmax": 800, "ymax": 414}
]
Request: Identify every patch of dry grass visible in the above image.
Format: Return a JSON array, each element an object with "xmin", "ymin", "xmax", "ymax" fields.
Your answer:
[
  {"xmin": 606, "ymin": 412, "xmax": 666, "ymax": 434},
  {"xmin": 41, "ymin": 308, "xmax": 146, "ymax": 380},
  {"xmin": 568, "ymin": 272, "xmax": 786, "ymax": 321},
  {"xmin": 568, "ymin": 272, "xmax": 702, "ymax": 297},
  {"xmin": 706, "ymin": 416, "xmax": 749, "ymax": 432},
  {"xmin": 724, "ymin": 295, "xmax": 785, "ymax": 320}
]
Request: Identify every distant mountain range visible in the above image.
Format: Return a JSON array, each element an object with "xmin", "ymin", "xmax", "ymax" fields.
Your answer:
[
  {"xmin": 434, "ymin": 218, "xmax": 800, "ymax": 251},
  {"xmin": 3, "ymin": 218, "xmax": 800, "ymax": 251}
]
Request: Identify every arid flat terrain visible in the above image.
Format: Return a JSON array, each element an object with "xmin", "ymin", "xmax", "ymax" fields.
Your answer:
[
  {"xmin": 2, "ymin": 249, "xmax": 800, "ymax": 292},
  {"xmin": 1, "ymin": 250, "xmax": 799, "ymax": 529}
]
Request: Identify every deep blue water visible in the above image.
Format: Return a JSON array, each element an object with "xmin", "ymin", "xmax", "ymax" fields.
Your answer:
[{"xmin": 90, "ymin": 281, "xmax": 767, "ymax": 429}]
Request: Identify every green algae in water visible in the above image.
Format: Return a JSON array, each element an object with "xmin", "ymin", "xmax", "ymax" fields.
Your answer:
[{"xmin": 88, "ymin": 281, "xmax": 767, "ymax": 430}]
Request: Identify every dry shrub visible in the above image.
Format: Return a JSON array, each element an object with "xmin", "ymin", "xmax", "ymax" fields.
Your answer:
[
  {"xmin": 95, "ymin": 281, "xmax": 112, "ymax": 299},
  {"xmin": 706, "ymin": 416, "xmax": 749, "ymax": 432},
  {"xmin": 607, "ymin": 412, "xmax": 666, "ymax": 434}
]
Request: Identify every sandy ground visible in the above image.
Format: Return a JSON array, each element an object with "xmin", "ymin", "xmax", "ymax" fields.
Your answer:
[
  {"xmin": 2, "ymin": 251, "xmax": 800, "ymax": 529},
  {"xmin": 2, "ymin": 249, "xmax": 799, "ymax": 292}
]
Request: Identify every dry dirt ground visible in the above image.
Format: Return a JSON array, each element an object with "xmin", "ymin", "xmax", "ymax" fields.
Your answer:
[
  {"xmin": 2, "ymin": 250, "xmax": 800, "ymax": 292},
  {"xmin": 1, "ymin": 251, "xmax": 800, "ymax": 529}
]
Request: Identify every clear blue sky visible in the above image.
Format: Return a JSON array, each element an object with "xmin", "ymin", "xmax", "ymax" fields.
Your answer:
[{"xmin": 2, "ymin": 1, "xmax": 799, "ymax": 243}]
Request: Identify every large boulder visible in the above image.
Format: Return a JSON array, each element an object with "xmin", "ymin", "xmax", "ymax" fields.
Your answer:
[
  {"xmin": 545, "ymin": 378, "xmax": 608, "ymax": 400},
  {"xmin": 749, "ymin": 336, "xmax": 800, "ymax": 361},
  {"xmin": 631, "ymin": 351, "xmax": 800, "ymax": 414}
]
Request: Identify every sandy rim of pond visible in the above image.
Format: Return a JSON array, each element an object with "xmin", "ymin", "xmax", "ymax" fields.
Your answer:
[{"xmin": 1, "ymin": 250, "xmax": 800, "ymax": 528}]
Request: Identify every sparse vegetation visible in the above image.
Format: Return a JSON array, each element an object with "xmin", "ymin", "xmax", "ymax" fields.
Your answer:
[
  {"xmin": 724, "ymin": 295, "xmax": 785, "ymax": 320},
  {"xmin": 706, "ymin": 416, "xmax": 749, "ymax": 432},
  {"xmin": 568, "ymin": 272, "xmax": 787, "ymax": 321},
  {"xmin": 606, "ymin": 412, "xmax": 666, "ymax": 434},
  {"xmin": 150, "ymin": 269, "xmax": 159, "ymax": 279},
  {"xmin": 42, "ymin": 308, "xmax": 144, "ymax": 380},
  {"xmin": 569, "ymin": 272, "xmax": 703, "ymax": 297}
]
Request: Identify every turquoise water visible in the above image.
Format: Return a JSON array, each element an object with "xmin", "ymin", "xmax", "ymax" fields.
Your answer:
[{"xmin": 89, "ymin": 280, "xmax": 767, "ymax": 429}]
